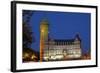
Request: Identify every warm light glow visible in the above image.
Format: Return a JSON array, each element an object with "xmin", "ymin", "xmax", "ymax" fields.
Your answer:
[
  {"xmin": 23, "ymin": 53, "xmax": 29, "ymax": 59},
  {"xmin": 25, "ymin": 53, "xmax": 29, "ymax": 57},
  {"xmin": 40, "ymin": 19, "xmax": 49, "ymax": 62},
  {"xmin": 31, "ymin": 55, "xmax": 36, "ymax": 59},
  {"xmin": 41, "ymin": 29, "xmax": 44, "ymax": 33}
]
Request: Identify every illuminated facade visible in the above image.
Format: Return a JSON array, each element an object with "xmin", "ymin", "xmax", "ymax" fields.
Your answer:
[
  {"xmin": 40, "ymin": 19, "xmax": 82, "ymax": 61},
  {"xmin": 40, "ymin": 19, "xmax": 49, "ymax": 62},
  {"xmin": 43, "ymin": 35, "xmax": 82, "ymax": 61}
]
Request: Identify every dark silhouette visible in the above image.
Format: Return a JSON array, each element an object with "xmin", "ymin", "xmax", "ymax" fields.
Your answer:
[
  {"xmin": 23, "ymin": 22, "xmax": 33, "ymax": 49},
  {"xmin": 22, "ymin": 10, "xmax": 39, "ymax": 62}
]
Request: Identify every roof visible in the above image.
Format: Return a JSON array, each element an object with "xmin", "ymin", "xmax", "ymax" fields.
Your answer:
[
  {"xmin": 47, "ymin": 34, "xmax": 81, "ymax": 45},
  {"xmin": 75, "ymin": 34, "xmax": 81, "ymax": 41},
  {"xmin": 40, "ymin": 19, "xmax": 49, "ymax": 26},
  {"xmin": 54, "ymin": 39, "xmax": 74, "ymax": 42},
  {"xmin": 52, "ymin": 39, "xmax": 75, "ymax": 45}
]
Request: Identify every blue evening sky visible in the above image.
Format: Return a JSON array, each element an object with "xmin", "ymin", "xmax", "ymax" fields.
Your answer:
[{"xmin": 23, "ymin": 10, "xmax": 91, "ymax": 54}]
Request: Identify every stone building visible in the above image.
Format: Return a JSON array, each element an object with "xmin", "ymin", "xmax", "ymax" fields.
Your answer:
[
  {"xmin": 43, "ymin": 34, "xmax": 82, "ymax": 61},
  {"xmin": 40, "ymin": 19, "xmax": 82, "ymax": 61}
]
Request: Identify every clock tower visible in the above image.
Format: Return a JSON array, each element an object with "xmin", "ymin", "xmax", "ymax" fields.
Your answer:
[{"xmin": 40, "ymin": 19, "xmax": 49, "ymax": 62}]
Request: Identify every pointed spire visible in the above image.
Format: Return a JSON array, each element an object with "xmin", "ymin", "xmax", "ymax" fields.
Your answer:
[{"xmin": 75, "ymin": 33, "xmax": 81, "ymax": 41}]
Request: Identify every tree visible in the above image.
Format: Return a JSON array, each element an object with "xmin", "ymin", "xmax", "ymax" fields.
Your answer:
[
  {"xmin": 22, "ymin": 10, "xmax": 35, "ymax": 49},
  {"xmin": 23, "ymin": 22, "xmax": 33, "ymax": 49},
  {"xmin": 22, "ymin": 10, "xmax": 39, "ymax": 62}
]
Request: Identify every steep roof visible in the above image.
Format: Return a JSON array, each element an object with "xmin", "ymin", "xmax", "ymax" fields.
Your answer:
[{"xmin": 75, "ymin": 34, "xmax": 81, "ymax": 41}]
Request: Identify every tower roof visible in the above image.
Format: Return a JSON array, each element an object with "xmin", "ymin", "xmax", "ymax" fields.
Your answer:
[{"xmin": 40, "ymin": 18, "xmax": 49, "ymax": 26}]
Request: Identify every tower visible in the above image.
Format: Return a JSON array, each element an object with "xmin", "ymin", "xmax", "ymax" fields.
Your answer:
[{"xmin": 40, "ymin": 19, "xmax": 49, "ymax": 62}]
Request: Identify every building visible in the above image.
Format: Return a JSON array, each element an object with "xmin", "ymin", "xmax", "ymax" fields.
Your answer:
[
  {"xmin": 40, "ymin": 19, "xmax": 49, "ymax": 62},
  {"xmin": 43, "ymin": 35, "xmax": 82, "ymax": 61},
  {"xmin": 40, "ymin": 19, "xmax": 82, "ymax": 61}
]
